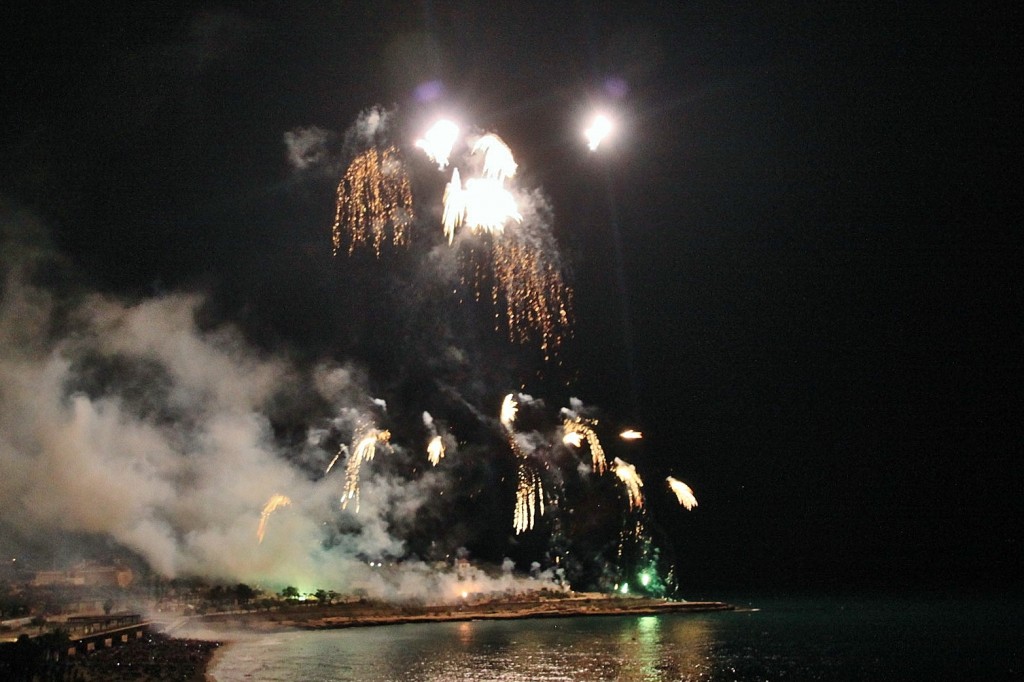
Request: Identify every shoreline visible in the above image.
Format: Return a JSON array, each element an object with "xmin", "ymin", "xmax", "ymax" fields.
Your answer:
[
  {"xmin": 196, "ymin": 596, "xmax": 733, "ymax": 680},
  {"xmin": 189, "ymin": 595, "xmax": 735, "ymax": 633}
]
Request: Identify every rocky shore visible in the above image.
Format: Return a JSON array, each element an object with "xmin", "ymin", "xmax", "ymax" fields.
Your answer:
[{"xmin": 0, "ymin": 632, "xmax": 220, "ymax": 682}]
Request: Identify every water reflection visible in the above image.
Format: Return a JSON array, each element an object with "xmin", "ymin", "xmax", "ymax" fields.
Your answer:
[{"xmin": 209, "ymin": 614, "xmax": 722, "ymax": 681}]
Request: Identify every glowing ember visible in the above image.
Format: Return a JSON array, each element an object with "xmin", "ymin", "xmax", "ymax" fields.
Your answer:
[
  {"xmin": 612, "ymin": 457, "xmax": 644, "ymax": 510},
  {"xmin": 667, "ymin": 476, "xmax": 698, "ymax": 510},
  {"xmin": 332, "ymin": 146, "xmax": 413, "ymax": 256},
  {"xmin": 620, "ymin": 429, "xmax": 643, "ymax": 441},
  {"xmin": 415, "ymin": 119, "xmax": 459, "ymax": 169},
  {"xmin": 257, "ymin": 494, "xmax": 291, "ymax": 544}
]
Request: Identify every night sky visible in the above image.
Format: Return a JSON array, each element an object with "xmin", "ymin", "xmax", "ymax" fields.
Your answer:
[{"xmin": 2, "ymin": 2, "xmax": 1019, "ymax": 593}]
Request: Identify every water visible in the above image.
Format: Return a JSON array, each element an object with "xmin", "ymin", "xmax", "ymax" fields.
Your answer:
[{"xmin": 206, "ymin": 595, "xmax": 1022, "ymax": 681}]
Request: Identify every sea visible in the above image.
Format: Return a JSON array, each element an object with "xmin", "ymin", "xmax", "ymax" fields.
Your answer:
[{"xmin": 204, "ymin": 594, "xmax": 1022, "ymax": 681}]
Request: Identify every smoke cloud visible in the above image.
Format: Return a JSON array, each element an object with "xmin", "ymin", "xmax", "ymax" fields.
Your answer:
[{"xmin": 0, "ymin": 201, "xmax": 562, "ymax": 600}]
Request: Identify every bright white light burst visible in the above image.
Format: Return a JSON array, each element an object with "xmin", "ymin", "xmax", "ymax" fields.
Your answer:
[
  {"xmin": 416, "ymin": 119, "xmax": 459, "ymax": 169},
  {"xmin": 427, "ymin": 435, "xmax": 445, "ymax": 466},
  {"xmin": 585, "ymin": 114, "xmax": 613, "ymax": 151},
  {"xmin": 500, "ymin": 394, "xmax": 518, "ymax": 431},
  {"xmin": 473, "ymin": 134, "xmax": 518, "ymax": 180},
  {"xmin": 620, "ymin": 429, "xmax": 643, "ymax": 441}
]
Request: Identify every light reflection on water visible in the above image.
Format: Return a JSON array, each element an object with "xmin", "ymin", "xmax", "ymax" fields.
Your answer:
[
  {"xmin": 208, "ymin": 614, "xmax": 719, "ymax": 682},
  {"xmin": 205, "ymin": 596, "xmax": 1023, "ymax": 681}
]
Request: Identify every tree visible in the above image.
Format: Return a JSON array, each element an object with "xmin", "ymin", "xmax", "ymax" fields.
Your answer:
[
  {"xmin": 235, "ymin": 583, "xmax": 257, "ymax": 605},
  {"xmin": 278, "ymin": 586, "xmax": 300, "ymax": 601},
  {"xmin": 314, "ymin": 589, "xmax": 328, "ymax": 605}
]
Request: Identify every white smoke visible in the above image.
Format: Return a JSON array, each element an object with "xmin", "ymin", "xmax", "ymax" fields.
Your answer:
[
  {"xmin": 0, "ymin": 204, "xmax": 559, "ymax": 601},
  {"xmin": 283, "ymin": 126, "xmax": 332, "ymax": 170},
  {"xmin": 349, "ymin": 106, "xmax": 391, "ymax": 147}
]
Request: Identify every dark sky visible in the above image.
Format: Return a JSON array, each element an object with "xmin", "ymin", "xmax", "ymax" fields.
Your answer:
[{"xmin": 2, "ymin": 2, "xmax": 1020, "ymax": 592}]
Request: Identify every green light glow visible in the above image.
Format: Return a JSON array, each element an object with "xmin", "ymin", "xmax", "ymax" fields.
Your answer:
[
  {"xmin": 619, "ymin": 583, "xmax": 630, "ymax": 594},
  {"xmin": 639, "ymin": 571, "xmax": 652, "ymax": 587}
]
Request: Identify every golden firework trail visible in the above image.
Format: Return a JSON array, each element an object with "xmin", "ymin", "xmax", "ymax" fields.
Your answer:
[
  {"xmin": 436, "ymin": 126, "xmax": 572, "ymax": 359},
  {"xmin": 513, "ymin": 460, "xmax": 545, "ymax": 534},
  {"xmin": 612, "ymin": 457, "xmax": 644, "ymax": 510},
  {"xmin": 667, "ymin": 476, "xmax": 698, "ymax": 510},
  {"xmin": 619, "ymin": 429, "xmax": 643, "ymax": 441},
  {"xmin": 332, "ymin": 146, "xmax": 413, "ymax": 256},
  {"xmin": 325, "ymin": 444, "xmax": 347, "ymax": 475},
  {"xmin": 473, "ymin": 133, "xmax": 517, "ymax": 180},
  {"xmin": 415, "ymin": 119, "xmax": 459, "ymax": 169},
  {"xmin": 562, "ymin": 417, "xmax": 607, "ymax": 474},
  {"xmin": 427, "ymin": 435, "xmax": 445, "ymax": 466},
  {"xmin": 257, "ymin": 494, "xmax": 291, "ymax": 544},
  {"xmin": 341, "ymin": 428, "xmax": 391, "ymax": 513},
  {"xmin": 492, "ymin": 237, "xmax": 573, "ymax": 360}
]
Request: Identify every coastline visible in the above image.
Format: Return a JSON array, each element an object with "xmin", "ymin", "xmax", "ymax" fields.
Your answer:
[{"xmin": 191, "ymin": 595, "xmax": 735, "ymax": 633}]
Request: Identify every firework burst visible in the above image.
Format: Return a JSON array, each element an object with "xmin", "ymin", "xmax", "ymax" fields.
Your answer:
[
  {"xmin": 667, "ymin": 476, "xmax": 698, "ymax": 510},
  {"xmin": 415, "ymin": 119, "xmax": 459, "ymax": 169},
  {"xmin": 514, "ymin": 461, "xmax": 545, "ymax": 535},
  {"xmin": 500, "ymin": 393, "xmax": 519, "ymax": 431},
  {"xmin": 427, "ymin": 435, "xmax": 445, "ymax": 466},
  {"xmin": 332, "ymin": 146, "xmax": 414, "ymax": 256},
  {"xmin": 562, "ymin": 416, "xmax": 607, "ymax": 474},
  {"xmin": 341, "ymin": 427, "xmax": 391, "ymax": 512},
  {"xmin": 473, "ymin": 133, "xmax": 517, "ymax": 180},
  {"xmin": 492, "ymin": 237, "xmax": 573, "ymax": 360},
  {"xmin": 257, "ymin": 494, "xmax": 292, "ymax": 544},
  {"xmin": 612, "ymin": 457, "xmax": 644, "ymax": 510}
]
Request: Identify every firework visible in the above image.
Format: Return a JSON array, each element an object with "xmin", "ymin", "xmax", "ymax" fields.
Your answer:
[
  {"xmin": 513, "ymin": 461, "xmax": 545, "ymax": 534},
  {"xmin": 257, "ymin": 494, "xmax": 292, "ymax": 544},
  {"xmin": 325, "ymin": 444, "xmax": 347, "ymax": 475},
  {"xmin": 500, "ymin": 393, "xmax": 518, "ymax": 431},
  {"xmin": 612, "ymin": 457, "xmax": 644, "ymax": 510},
  {"xmin": 462, "ymin": 178, "xmax": 522, "ymax": 233},
  {"xmin": 332, "ymin": 146, "xmax": 414, "ymax": 256},
  {"xmin": 442, "ymin": 172, "xmax": 522, "ymax": 241},
  {"xmin": 415, "ymin": 119, "xmax": 459, "ymax": 169},
  {"xmin": 562, "ymin": 417, "xmax": 607, "ymax": 474},
  {"xmin": 492, "ymin": 237, "xmax": 573, "ymax": 360},
  {"xmin": 427, "ymin": 435, "xmax": 445, "ymax": 466},
  {"xmin": 473, "ymin": 133, "xmax": 517, "ymax": 180},
  {"xmin": 667, "ymin": 476, "xmax": 698, "ymax": 510},
  {"xmin": 562, "ymin": 431, "xmax": 583, "ymax": 447},
  {"xmin": 584, "ymin": 114, "xmax": 613, "ymax": 151},
  {"xmin": 442, "ymin": 167, "xmax": 465, "ymax": 244},
  {"xmin": 341, "ymin": 428, "xmax": 391, "ymax": 512},
  {"xmin": 620, "ymin": 429, "xmax": 643, "ymax": 441}
]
